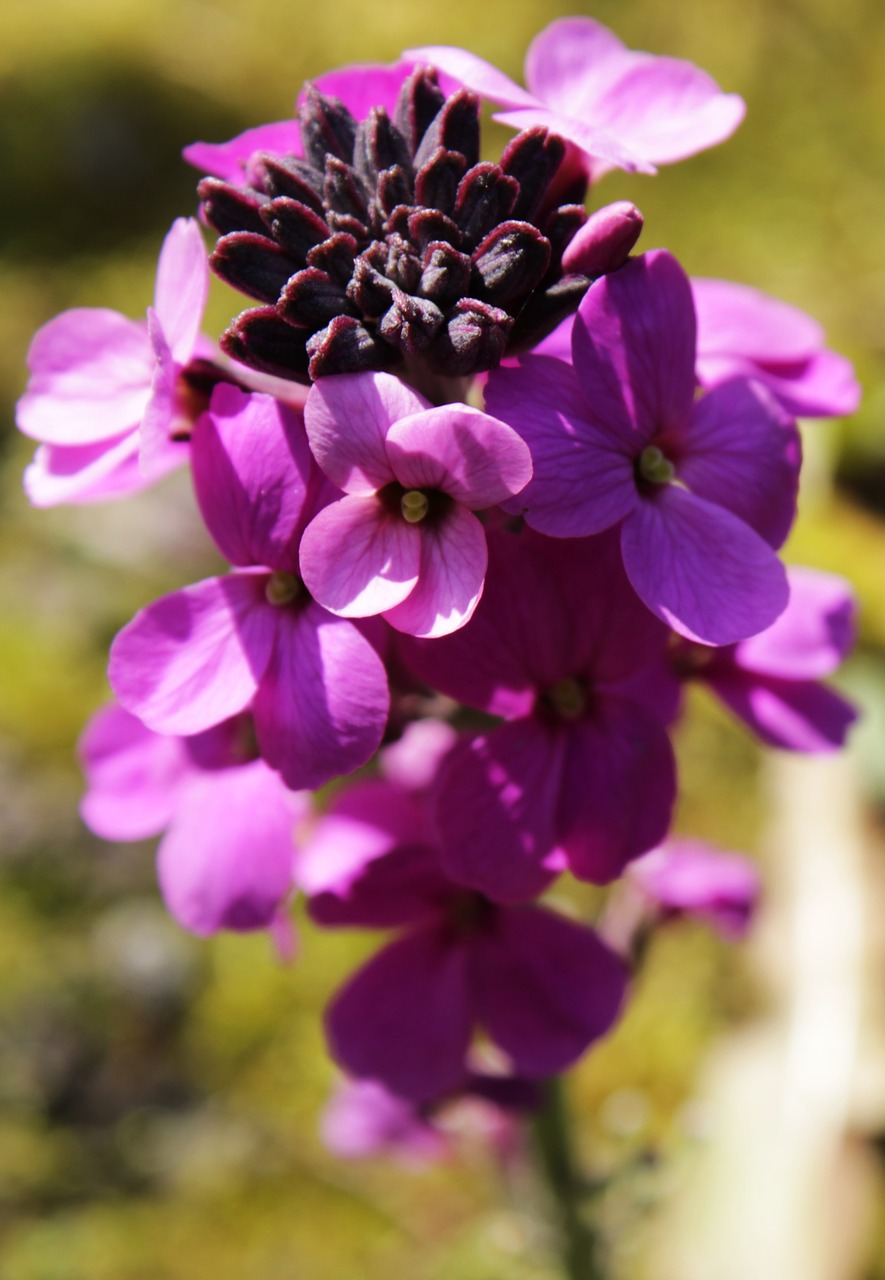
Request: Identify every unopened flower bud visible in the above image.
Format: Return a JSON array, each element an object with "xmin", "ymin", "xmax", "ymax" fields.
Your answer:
[{"xmin": 562, "ymin": 201, "xmax": 643, "ymax": 276}]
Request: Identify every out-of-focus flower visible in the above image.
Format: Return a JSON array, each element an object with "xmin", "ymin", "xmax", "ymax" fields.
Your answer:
[
  {"xmin": 629, "ymin": 839, "xmax": 760, "ymax": 940},
  {"xmin": 321, "ymin": 1078, "xmax": 448, "ymax": 1164}
]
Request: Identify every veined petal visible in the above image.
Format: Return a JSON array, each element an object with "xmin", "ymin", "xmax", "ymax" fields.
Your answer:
[
  {"xmin": 693, "ymin": 277, "xmax": 823, "ymax": 363},
  {"xmin": 305, "ymin": 372, "xmax": 428, "ymax": 494},
  {"xmin": 152, "ymin": 218, "xmax": 209, "ymax": 364},
  {"xmin": 474, "ymin": 906, "xmax": 628, "ymax": 1077},
  {"xmin": 707, "ymin": 671, "xmax": 858, "ymax": 753},
  {"xmin": 621, "ymin": 487, "xmax": 789, "ymax": 645},
  {"xmin": 299, "ymin": 495, "xmax": 421, "ymax": 617},
  {"xmin": 382, "ymin": 507, "xmax": 487, "ymax": 638},
  {"xmin": 524, "ymin": 18, "xmax": 628, "ymax": 114},
  {"xmin": 325, "ymin": 925, "xmax": 473, "ymax": 1103},
  {"xmin": 404, "ymin": 45, "xmax": 538, "ymax": 108},
  {"xmin": 386, "ymin": 406, "xmax": 532, "ymax": 508},
  {"xmin": 109, "ymin": 573, "xmax": 275, "ymax": 735},
  {"xmin": 78, "ymin": 703, "xmax": 186, "ymax": 840}
]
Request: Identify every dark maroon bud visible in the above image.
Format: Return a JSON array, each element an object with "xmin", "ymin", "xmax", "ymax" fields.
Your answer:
[
  {"xmin": 254, "ymin": 154, "xmax": 325, "ymax": 212},
  {"xmin": 354, "ymin": 108, "xmax": 413, "ymax": 186},
  {"xmin": 377, "ymin": 234, "xmax": 422, "ymax": 292},
  {"xmin": 393, "ymin": 66, "xmax": 446, "ymax": 155},
  {"xmin": 323, "ymin": 157, "xmax": 369, "ymax": 221},
  {"xmin": 454, "ymin": 163, "xmax": 520, "ymax": 247},
  {"xmin": 543, "ymin": 204, "xmax": 588, "ymax": 260},
  {"xmin": 260, "ymin": 197, "xmax": 330, "ymax": 263},
  {"xmin": 472, "ymin": 221, "xmax": 551, "ymax": 307},
  {"xmin": 429, "ymin": 298, "xmax": 512, "ymax": 375},
  {"xmin": 415, "ymin": 147, "xmax": 468, "ymax": 217},
  {"xmin": 376, "ymin": 165, "xmax": 414, "ymax": 217},
  {"xmin": 378, "ymin": 292, "xmax": 444, "ymax": 354},
  {"xmin": 197, "ymin": 178, "xmax": 269, "ymax": 237},
  {"xmin": 408, "ymin": 207, "xmax": 460, "ymax": 250},
  {"xmin": 506, "ymin": 274, "xmax": 592, "ymax": 352},
  {"xmin": 307, "ymin": 315, "xmax": 391, "ymax": 379},
  {"xmin": 211, "ymin": 233, "xmax": 298, "ymax": 304},
  {"xmin": 279, "ymin": 267, "xmax": 355, "ymax": 328},
  {"xmin": 501, "ymin": 129, "xmax": 566, "ymax": 222},
  {"xmin": 221, "ymin": 306, "xmax": 311, "ymax": 381},
  {"xmin": 414, "ymin": 88, "xmax": 481, "ymax": 170},
  {"xmin": 300, "ymin": 85, "xmax": 357, "ymax": 169},
  {"xmin": 419, "ymin": 241, "xmax": 472, "ymax": 304},
  {"xmin": 347, "ymin": 258, "xmax": 396, "ymax": 317},
  {"xmin": 326, "ymin": 211, "xmax": 368, "ymax": 239},
  {"xmin": 306, "ymin": 232, "xmax": 361, "ymax": 286}
]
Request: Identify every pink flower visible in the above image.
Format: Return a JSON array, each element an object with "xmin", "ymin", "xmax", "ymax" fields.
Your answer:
[
  {"xmin": 299, "ymin": 372, "xmax": 532, "ymax": 637},
  {"xmin": 79, "ymin": 703, "xmax": 306, "ymax": 940},
  {"xmin": 407, "ymin": 18, "xmax": 744, "ymax": 181},
  {"xmin": 629, "ymin": 840, "xmax": 760, "ymax": 941},
  {"xmin": 321, "ymin": 1078, "xmax": 448, "ymax": 1164},
  {"xmin": 108, "ymin": 386, "xmax": 389, "ymax": 790},
  {"xmin": 17, "ymin": 219, "xmax": 209, "ymax": 506},
  {"xmin": 487, "ymin": 250, "xmax": 800, "ymax": 645}
]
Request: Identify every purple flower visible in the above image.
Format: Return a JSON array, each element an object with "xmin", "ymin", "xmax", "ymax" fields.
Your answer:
[
  {"xmin": 79, "ymin": 703, "xmax": 306, "ymax": 939},
  {"xmin": 299, "ymin": 372, "xmax": 532, "ymax": 636},
  {"xmin": 672, "ymin": 566, "xmax": 858, "ymax": 751},
  {"xmin": 303, "ymin": 773, "xmax": 627, "ymax": 1102},
  {"xmin": 408, "ymin": 17, "xmax": 745, "ymax": 181},
  {"xmin": 692, "ymin": 277, "xmax": 861, "ymax": 419},
  {"xmin": 398, "ymin": 530, "xmax": 677, "ymax": 902},
  {"xmin": 321, "ymin": 1078, "xmax": 448, "ymax": 1164},
  {"xmin": 17, "ymin": 219, "xmax": 210, "ymax": 506},
  {"xmin": 629, "ymin": 840, "xmax": 760, "ymax": 940},
  {"xmin": 486, "ymin": 250, "xmax": 800, "ymax": 645},
  {"xmin": 108, "ymin": 385, "xmax": 389, "ymax": 790}
]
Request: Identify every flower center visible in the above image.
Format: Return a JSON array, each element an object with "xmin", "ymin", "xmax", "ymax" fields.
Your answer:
[
  {"xmin": 637, "ymin": 444, "xmax": 675, "ymax": 485},
  {"xmin": 400, "ymin": 489, "xmax": 430, "ymax": 524},
  {"xmin": 265, "ymin": 571, "xmax": 304, "ymax": 606},
  {"xmin": 544, "ymin": 676, "xmax": 587, "ymax": 720}
]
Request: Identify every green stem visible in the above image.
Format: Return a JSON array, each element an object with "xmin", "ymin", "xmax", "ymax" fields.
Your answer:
[{"xmin": 531, "ymin": 1077, "xmax": 606, "ymax": 1280}]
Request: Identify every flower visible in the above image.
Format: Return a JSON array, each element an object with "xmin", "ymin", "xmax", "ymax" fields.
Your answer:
[
  {"xmin": 299, "ymin": 371, "xmax": 532, "ymax": 636},
  {"xmin": 17, "ymin": 218, "xmax": 210, "ymax": 506},
  {"xmin": 486, "ymin": 249, "xmax": 800, "ymax": 645},
  {"xmin": 628, "ymin": 840, "xmax": 760, "ymax": 941},
  {"xmin": 408, "ymin": 16, "xmax": 745, "ymax": 182}
]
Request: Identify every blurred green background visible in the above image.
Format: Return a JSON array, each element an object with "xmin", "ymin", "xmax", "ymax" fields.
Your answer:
[{"xmin": 2, "ymin": 0, "xmax": 885, "ymax": 1276}]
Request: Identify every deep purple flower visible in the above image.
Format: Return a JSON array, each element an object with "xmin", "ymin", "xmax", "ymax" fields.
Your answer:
[
  {"xmin": 408, "ymin": 17, "xmax": 745, "ymax": 182},
  {"xmin": 108, "ymin": 386, "xmax": 389, "ymax": 790},
  {"xmin": 80, "ymin": 703, "xmax": 306, "ymax": 940},
  {"xmin": 486, "ymin": 250, "xmax": 800, "ymax": 645},
  {"xmin": 398, "ymin": 529, "xmax": 677, "ymax": 902},
  {"xmin": 628, "ymin": 839, "xmax": 760, "ymax": 940},
  {"xmin": 299, "ymin": 372, "xmax": 532, "ymax": 636}
]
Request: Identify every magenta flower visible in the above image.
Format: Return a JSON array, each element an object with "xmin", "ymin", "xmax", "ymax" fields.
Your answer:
[
  {"xmin": 408, "ymin": 17, "xmax": 744, "ymax": 181},
  {"xmin": 628, "ymin": 840, "xmax": 760, "ymax": 941},
  {"xmin": 487, "ymin": 250, "xmax": 799, "ymax": 645},
  {"xmin": 672, "ymin": 566, "xmax": 858, "ymax": 752},
  {"xmin": 108, "ymin": 386, "xmax": 389, "ymax": 790},
  {"xmin": 17, "ymin": 218, "xmax": 209, "ymax": 506},
  {"xmin": 299, "ymin": 372, "xmax": 532, "ymax": 636},
  {"xmin": 398, "ymin": 530, "xmax": 677, "ymax": 902},
  {"xmin": 303, "ymin": 774, "xmax": 627, "ymax": 1102},
  {"xmin": 692, "ymin": 277, "xmax": 861, "ymax": 419},
  {"xmin": 321, "ymin": 1078, "xmax": 448, "ymax": 1164},
  {"xmin": 79, "ymin": 703, "xmax": 306, "ymax": 940}
]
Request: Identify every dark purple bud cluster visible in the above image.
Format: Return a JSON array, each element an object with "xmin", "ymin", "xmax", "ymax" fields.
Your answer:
[{"xmin": 199, "ymin": 68, "xmax": 594, "ymax": 385}]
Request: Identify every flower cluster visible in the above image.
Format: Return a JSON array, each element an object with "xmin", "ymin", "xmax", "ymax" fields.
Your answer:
[{"xmin": 19, "ymin": 17, "xmax": 860, "ymax": 1149}]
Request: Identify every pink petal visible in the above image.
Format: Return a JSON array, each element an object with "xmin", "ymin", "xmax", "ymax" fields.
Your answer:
[
  {"xmin": 492, "ymin": 107, "xmax": 646, "ymax": 174},
  {"xmin": 386, "ymin": 406, "xmax": 532, "ymax": 508},
  {"xmin": 382, "ymin": 506, "xmax": 487, "ymax": 638},
  {"xmin": 157, "ymin": 759, "xmax": 299, "ymax": 936},
  {"xmin": 693, "ymin": 277, "xmax": 823, "ymax": 363},
  {"xmin": 630, "ymin": 839, "xmax": 760, "ymax": 940},
  {"xmin": 676, "ymin": 378, "xmax": 801, "ymax": 549},
  {"xmin": 321, "ymin": 1078, "xmax": 447, "ymax": 1164},
  {"xmin": 523, "ymin": 17, "xmax": 629, "ymax": 114},
  {"xmin": 305, "ymin": 372, "xmax": 427, "ymax": 494},
  {"xmin": 707, "ymin": 671, "xmax": 858, "ymax": 753},
  {"xmin": 152, "ymin": 218, "xmax": 208, "ymax": 364},
  {"xmin": 703, "ymin": 350, "xmax": 862, "ymax": 420},
  {"xmin": 23, "ymin": 431, "xmax": 166, "ymax": 508},
  {"xmin": 310, "ymin": 60, "xmax": 419, "ymax": 119},
  {"xmin": 621, "ymin": 486, "xmax": 789, "ymax": 645},
  {"xmin": 252, "ymin": 604, "xmax": 389, "ymax": 790},
  {"xmin": 299, "ymin": 495, "xmax": 421, "ymax": 617},
  {"xmin": 403, "ymin": 45, "xmax": 538, "ymax": 108},
  {"xmin": 183, "ymin": 121, "xmax": 303, "ymax": 181},
  {"xmin": 192, "ymin": 386, "xmax": 314, "ymax": 571},
  {"xmin": 734, "ymin": 567, "xmax": 857, "ymax": 680},
  {"xmin": 17, "ymin": 309, "xmax": 152, "ymax": 445},
  {"xmin": 379, "ymin": 719, "xmax": 458, "ymax": 792},
  {"xmin": 325, "ymin": 925, "xmax": 473, "ymax": 1102},
  {"xmin": 109, "ymin": 573, "xmax": 275, "ymax": 735},
  {"xmin": 78, "ymin": 704, "xmax": 186, "ymax": 840},
  {"xmin": 474, "ymin": 905, "xmax": 628, "ymax": 1077}
]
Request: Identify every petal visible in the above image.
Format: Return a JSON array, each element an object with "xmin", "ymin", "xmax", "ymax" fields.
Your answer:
[
  {"xmin": 484, "ymin": 356, "xmax": 636, "ymax": 538},
  {"xmin": 305, "ymin": 372, "xmax": 427, "ymax": 494},
  {"xmin": 157, "ymin": 759, "xmax": 300, "ymax": 936},
  {"xmin": 435, "ymin": 722, "xmax": 566, "ymax": 903},
  {"xmin": 17, "ymin": 309, "xmax": 151, "ymax": 445},
  {"xmin": 308, "ymin": 840, "xmax": 452, "ymax": 930},
  {"xmin": 675, "ymin": 378, "xmax": 801, "ymax": 549},
  {"xmin": 474, "ymin": 905, "xmax": 628, "ymax": 1076},
  {"xmin": 386, "ymin": 405, "xmax": 532, "ymax": 508},
  {"xmin": 707, "ymin": 671, "xmax": 858, "ymax": 753},
  {"xmin": 183, "ymin": 120, "xmax": 303, "ymax": 181},
  {"xmin": 299, "ymin": 495, "xmax": 421, "ymax": 616},
  {"xmin": 152, "ymin": 218, "xmax": 209, "ymax": 363},
  {"xmin": 325, "ymin": 925, "xmax": 473, "ymax": 1102},
  {"xmin": 109, "ymin": 573, "xmax": 275, "ymax": 735},
  {"xmin": 404, "ymin": 45, "xmax": 538, "ymax": 108},
  {"xmin": 740, "ymin": 350, "xmax": 860, "ymax": 420},
  {"xmin": 321, "ymin": 1078, "xmax": 447, "ymax": 1164},
  {"xmin": 311, "ymin": 60, "xmax": 419, "ymax": 118},
  {"xmin": 629, "ymin": 839, "xmax": 760, "ymax": 940},
  {"xmin": 572, "ymin": 251, "xmax": 697, "ymax": 439},
  {"xmin": 492, "ymin": 106, "xmax": 645, "ymax": 174},
  {"xmin": 382, "ymin": 506, "xmax": 487, "ymax": 638},
  {"xmin": 621, "ymin": 487, "xmax": 789, "ymax": 645},
  {"xmin": 252, "ymin": 604, "xmax": 389, "ymax": 790},
  {"xmin": 733, "ymin": 566, "xmax": 857, "ymax": 680},
  {"xmin": 692, "ymin": 277, "xmax": 823, "ymax": 363},
  {"xmin": 78, "ymin": 703, "xmax": 186, "ymax": 840},
  {"xmin": 555, "ymin": 700, "xmax": 677, "ymax": 883},
  {"xmin": 524, "ymin": 17, "xmax": 628, "ymax": 114},
  {"xmin": 23, "ymin": 431, "xmax": 184, "ymax": 508},
  {"xmin": 192, "ymin": 386, "xmax": 315, "ymax": 570}
]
